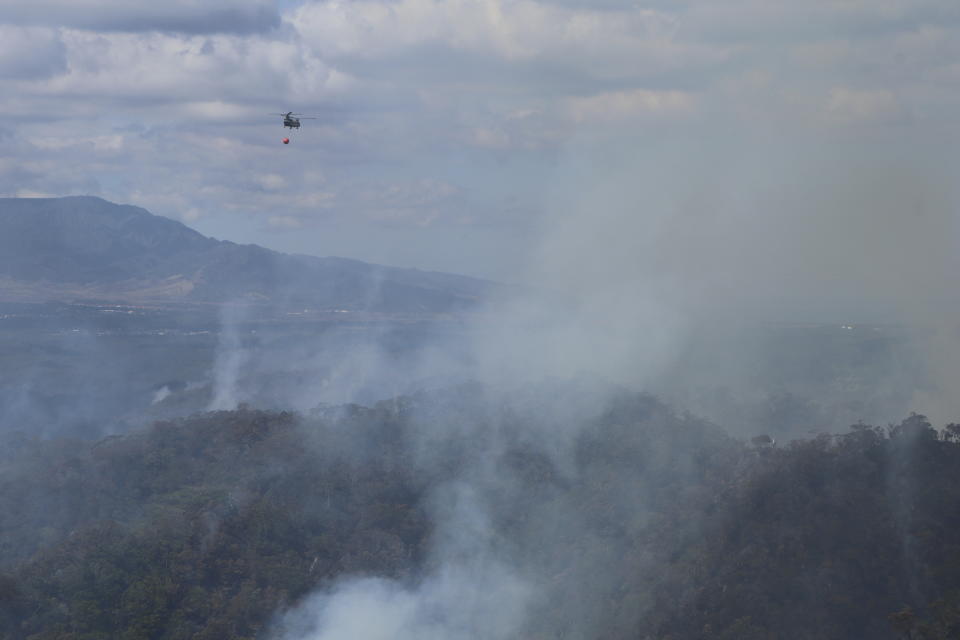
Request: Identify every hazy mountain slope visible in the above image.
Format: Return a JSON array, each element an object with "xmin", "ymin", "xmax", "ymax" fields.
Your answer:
[
  {"xmin": 0, "ymin": 196, "xmax": 492, "ymax": 312},
  {"xmin": 0, "ymin": 196, "xmax": 215, "ymax": 283}
]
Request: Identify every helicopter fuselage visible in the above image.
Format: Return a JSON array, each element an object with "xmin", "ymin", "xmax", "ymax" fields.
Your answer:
[{"xmin": 274, "ymin": 111, "xmax": 313, "ymax": 130}]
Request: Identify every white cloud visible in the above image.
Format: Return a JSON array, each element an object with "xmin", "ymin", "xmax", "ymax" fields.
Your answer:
[
  {"xmin": 351, "ymin": 178, "xmax": 465, "ymax": 227},
  {"xmin": 32, "ymin": 134, "xmax": 126, "ymax": 152},
  {"xmin": 292, "ymin": 0, "xmax": 722, "ymax": 79},
  {"xmin": 682, "ymin": 0, "xmax": 960, "ymax": 42},
  {"xmin": 25, "ymin": 30, "xmax": 344, "ymax": 107},
  {"xmin": 0, "ymin": 25, "xmax": 66, "ymax": 79},
  {"xmin": 256, "ymin": 173, "xmax": 289, "ymax": 191},
  {"xmin": 0, "ymin": 0, "xmax": 279, "ymax": 34},
  {"xmin": 824, "ymin": 87, "xmax": 906, "ymax": 124},
  {"xmin": 564, "ymin": 89, "xmax": 697, "ymax": 124},
  {"xmin": 180, "ymin": 101, "xmax": 256, "ymax": 121},
  {"xmin": 470, "ymin": 127, "xmax": 512, "ymax": 149},
  {"xmin": 267, "ymin": 215, "xmax": 303, "ymax": 229}
]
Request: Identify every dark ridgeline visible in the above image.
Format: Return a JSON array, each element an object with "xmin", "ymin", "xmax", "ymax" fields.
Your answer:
[
  {"xmin": 1, "ymin": 386, "xmax": 959, "ymax": 639},
  {"xmin": 0, "ymin": 196, "xmax": 492, "ymax": 312}
]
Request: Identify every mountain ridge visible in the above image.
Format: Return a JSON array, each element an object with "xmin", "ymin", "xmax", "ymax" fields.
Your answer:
[{"xmin": 0, "ymin": 196, "xmax": 493, "ymax": 312}]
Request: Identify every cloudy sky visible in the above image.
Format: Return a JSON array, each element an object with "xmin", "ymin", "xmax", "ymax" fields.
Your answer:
[{"xmin": 1, "ymin": 0, "xmax": 958, "ymax": 287}]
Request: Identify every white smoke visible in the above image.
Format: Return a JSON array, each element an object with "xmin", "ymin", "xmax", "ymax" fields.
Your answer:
[
  {"xmin": 274, "ymin": 484, "xmax": 532, "ymax": 640},
  {"xmin": 208, "ymin": 303, "xmax": 250, "ymax": 410},
  {"xmin": 264, "ymin": 78, "xmax": 960, "ymax": 640}
]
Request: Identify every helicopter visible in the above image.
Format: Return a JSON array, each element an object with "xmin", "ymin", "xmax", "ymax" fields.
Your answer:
[{"xmin": 271, "ymin": 111, "xmax": 317, "ymax": 130}]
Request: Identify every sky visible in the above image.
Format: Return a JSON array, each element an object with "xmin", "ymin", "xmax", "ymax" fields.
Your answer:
[{"xmin": 1, "ymin": 0, "xmax": 959, "ymax": 291}]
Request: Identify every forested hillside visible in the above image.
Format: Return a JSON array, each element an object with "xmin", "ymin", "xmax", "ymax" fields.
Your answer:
[{"xmin": 1, "ymin": 387, "xmax": 959, "ymax": 639}]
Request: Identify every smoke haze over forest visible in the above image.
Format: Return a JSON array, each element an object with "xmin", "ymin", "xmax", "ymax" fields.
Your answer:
[{"xmin": 1, "ymin": 1, "xmax": 960, "ymax": 639}]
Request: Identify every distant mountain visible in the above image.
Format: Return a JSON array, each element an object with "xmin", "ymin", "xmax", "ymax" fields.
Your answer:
[{"xmin": 0, "ymin": 196, "xmax": 493, "ymax": 312}]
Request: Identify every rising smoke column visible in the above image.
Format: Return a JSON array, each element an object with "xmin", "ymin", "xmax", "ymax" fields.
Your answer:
[
  {"xmin": 275, "ymin": 481, "xmax": 532, "ymax": 640},
  {"xmin": 208, "ymin": 304, "xmax": 250, "ymax": 411}
]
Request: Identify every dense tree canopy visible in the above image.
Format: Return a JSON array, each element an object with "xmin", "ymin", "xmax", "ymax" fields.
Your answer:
[{"xmin": 2, "ymin": 387, "xmax": 960, "ymax": 639}]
